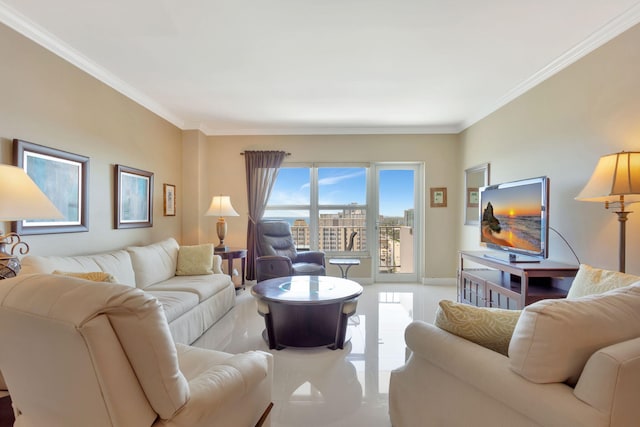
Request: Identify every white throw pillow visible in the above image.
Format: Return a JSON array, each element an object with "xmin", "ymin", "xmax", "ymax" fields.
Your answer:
[
  {"xmin": 509, "ymin": 281, "xmax": 640, "ymax": 385},
  {"xmin": 567, "ymin": 264, "xmax": 640, "ymax": 299}
]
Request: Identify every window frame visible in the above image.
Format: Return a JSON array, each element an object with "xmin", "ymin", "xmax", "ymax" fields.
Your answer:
[{"xmin": 265, "ymin": 162, "xmax": 369, "ymax": 256}]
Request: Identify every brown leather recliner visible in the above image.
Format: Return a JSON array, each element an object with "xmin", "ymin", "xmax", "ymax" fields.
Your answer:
[{"xmin": 256, "ymin": 220, "xmax": 326, "ymax": 282}]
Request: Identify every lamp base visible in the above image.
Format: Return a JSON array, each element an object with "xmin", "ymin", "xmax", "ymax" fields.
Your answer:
[
  {"xmin": 0, "ymin": 256, "xmax": 20, "ymax": 279},
  {"xmin": 214, "ymin": 244, "xmax": 228, "ymax": 253}
]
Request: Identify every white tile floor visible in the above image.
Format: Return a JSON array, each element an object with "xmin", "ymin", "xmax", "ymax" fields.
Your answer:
[{"xmin": 192, "ymin": 282, "xmax": 456, "ymax": 427}]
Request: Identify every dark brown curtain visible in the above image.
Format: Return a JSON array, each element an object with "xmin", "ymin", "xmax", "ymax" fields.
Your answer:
[{"xmin": 244, "ymin": 150, "xmax": 287, "ymax": 280}]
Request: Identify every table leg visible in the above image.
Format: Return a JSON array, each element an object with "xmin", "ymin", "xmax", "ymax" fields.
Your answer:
[{"xmin": 241, "ymin": 256, "xmax": 246, "ymax": 285}]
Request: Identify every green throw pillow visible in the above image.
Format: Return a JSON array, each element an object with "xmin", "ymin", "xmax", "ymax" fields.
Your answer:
[
  {"xmin": 435, "ymin": 299, "xmax": 521, "ymax": 356},
  {"xmin": 176, "ymin": 244, "xmax": 214, "ymax": 276}
]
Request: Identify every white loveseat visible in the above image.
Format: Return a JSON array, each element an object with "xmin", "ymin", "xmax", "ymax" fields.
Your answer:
[
  {"xmin": 389, "ymin": 265, "xmax": 640, "ymax": 427},
  {"xmin": 19, "ymin": 237, "xmax": 235, "ymax": 345}
]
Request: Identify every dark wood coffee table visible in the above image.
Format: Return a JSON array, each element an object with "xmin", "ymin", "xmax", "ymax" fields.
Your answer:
[{"xmin": 251, "ymin": 276, "xmax": 363, "ymax": 350}]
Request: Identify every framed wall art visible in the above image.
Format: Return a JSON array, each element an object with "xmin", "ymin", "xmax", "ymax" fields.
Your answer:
[
  {"xmin": 13, "ymin": 139, "xmax": 89, "ymax": 235},
  {"xmin": 163, "ymin": 183, "xmax": 176, "ymax": 216},
  {"xmin": 114, "ymin": 164, "xmax": 153, "ymax": 229},
  {"xmin": 430, "ymin": 187, "xmax": 447, "ymax": 208}
]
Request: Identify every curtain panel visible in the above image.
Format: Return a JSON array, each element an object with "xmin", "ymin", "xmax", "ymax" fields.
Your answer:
[{"xmin": 244, "ymin": 150, "xmax": 287, "ymax": 280}]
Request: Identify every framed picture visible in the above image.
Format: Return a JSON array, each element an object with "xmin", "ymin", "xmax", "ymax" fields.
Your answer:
[
  {"xmin": 114, "ymin": 164, "xmax": 153, "ymax": 229},
  {"xmin": 467, "ymin": 187, "xmax": 479, "ymax": 208},
  {"xmin": 430, "ymin": 187, "xmax": 447, "ymax": 208},
  {"xmin": 13, "ymin": 139, "xmax": 89, "ymax": 235},
  {"xmin": 163, "ymin": 184, "xmax": 176, "ymax": 216}
]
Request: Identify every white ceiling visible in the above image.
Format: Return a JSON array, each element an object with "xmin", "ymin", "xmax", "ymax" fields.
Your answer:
[{"xmin": 2, "ymin": 1, "xmax": 640, "ymax": 135}]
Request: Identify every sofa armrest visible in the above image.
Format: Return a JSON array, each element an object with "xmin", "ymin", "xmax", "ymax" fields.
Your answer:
[
  {"xmin": 256, "ymin": 256, "xmax": 293, "ymax": 282},
  {"xmin": 294, "ymin": 251, "xmax": 325, "ymax": 266},
  {"xmin": 574, "ymin": 337, "xmax": 640, "ymax": 425},
  {"xmin": 212, "ymin": 255, "xmax": 223, "ymax": 275},
  {"xmin": 402, "ymin": 321, "xmax": 607, "ymax": 426}
]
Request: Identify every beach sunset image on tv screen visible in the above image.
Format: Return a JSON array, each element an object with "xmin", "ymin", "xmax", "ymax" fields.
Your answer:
[{"xmin": 480, "ymin": 182, "xmax": 543, "ymax": 254}]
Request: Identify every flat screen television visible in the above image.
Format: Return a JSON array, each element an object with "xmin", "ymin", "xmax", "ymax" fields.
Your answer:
[{"xmin": 479, "ymin": 176, "xmax": 549, "ymax": 262}]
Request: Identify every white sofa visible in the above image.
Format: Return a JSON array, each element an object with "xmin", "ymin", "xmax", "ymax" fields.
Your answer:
[
  {"xmin": 389, "ymin": 266, "xmax": 640, "ymax": 427},
  {"xmin": 19, "ymin": 237, "xmax": 235, "ymax": 346}
]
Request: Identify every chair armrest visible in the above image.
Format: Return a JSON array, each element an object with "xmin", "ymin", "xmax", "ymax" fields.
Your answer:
[
  {"xmin": 212, "ymin": 255, "xmax": 223, "ymax": 275},
  {"xmin": 294, "ymin": 251, "xmax": 325, "ymax": 266},
  {"xmin": 256, "ymin": 256, "xmax": 293, "ymax": 282},
  {"xmin": 574, "ymin": 337, "xmax": 640, "ymax": 423},
  {"xmin": 401, "ymin": 321, "xmax": 606, "ymax": 426}
]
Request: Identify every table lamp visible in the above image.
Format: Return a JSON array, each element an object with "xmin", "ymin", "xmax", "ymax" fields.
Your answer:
[
  {"xmin": 0, "ymin": 164, "xmax": 63, "ymax": 278},
  {"xmin": 576, "ymin": 151, "xmax": 640, "ymax": 273},
  {"xmin": 205, "ymin": 195, "xmax": 239, "ymax": 252}
]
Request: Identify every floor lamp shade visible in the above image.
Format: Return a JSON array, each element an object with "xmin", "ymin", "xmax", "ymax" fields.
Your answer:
[
  {"xmin": 0, "ymin": 164, "xmax": 63, "ymax": 278},
  {"xmin": 576, "ymin": 151, "xmax": 640, "ymax": 273},
  {"xmin": 205, "ymin": 196, "xmax": 239, "ymax": 251}
]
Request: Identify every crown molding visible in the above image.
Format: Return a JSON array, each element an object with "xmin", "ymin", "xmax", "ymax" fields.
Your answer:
[
  {"xmin": 183, "ymin": 123, "xmax": 462, "ymax": 136},
  {"xmin": 0, "ymin": 1, "xmax": 185, "ymax": 129},
  {"xmin": 461, "ymin": 2, "xmax": 640, "ymax": 131}
]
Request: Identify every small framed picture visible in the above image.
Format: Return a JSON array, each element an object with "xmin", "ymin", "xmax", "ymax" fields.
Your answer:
[
  {"xmin": 467, "ymin": 187, "xmax": 479, "ymax": 208},
  {"xmin": 163, "ymin": 184, "xmax": 176, "ymax": 216},
  {"xmin": 114, "ymin": 164, "xmax": 153, "ymax": 229},
  {"xmin": 430, "ymin": 187, "xmax": 447, "ymax": 208}
]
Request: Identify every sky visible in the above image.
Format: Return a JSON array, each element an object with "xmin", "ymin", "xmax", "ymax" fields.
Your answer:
[
  {"xmin": 482, "ymin": 182, "xmax": 542, "ymax": 217},
  {"xmin": 268, "ymin": 167, "xmax": 414, "ymax": 217}
]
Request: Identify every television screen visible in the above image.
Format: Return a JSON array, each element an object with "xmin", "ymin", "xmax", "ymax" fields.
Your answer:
[{"xmin": 479, "ymin": 176, "xmax": 549, "ymax": 260}]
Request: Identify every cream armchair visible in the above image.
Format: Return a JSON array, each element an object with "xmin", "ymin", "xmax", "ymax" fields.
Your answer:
[{"xmin": 0, "ymin": 274, "xmax": 273, "ymax": 427}]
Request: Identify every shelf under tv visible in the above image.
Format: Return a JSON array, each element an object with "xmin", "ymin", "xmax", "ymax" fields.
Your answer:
[{"xmin": 458, "ymin": 251, "xmax": 579, "ymax": 310}]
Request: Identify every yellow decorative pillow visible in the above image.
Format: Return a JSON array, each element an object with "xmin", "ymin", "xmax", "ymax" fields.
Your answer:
[
  {"xmin": 176, "ymin": 244, "xmax": 214, "ymax": 276},
  {"xmin": 567, "ymin": 264, "xmax": 640, "ymax": 299},
  {"xmin": 52, "ymin": 270, "xmax": 118, "ymax": 283},
  {"xmin": 435, "ymin": 300, "xmax": 521, "ymax": 356}
]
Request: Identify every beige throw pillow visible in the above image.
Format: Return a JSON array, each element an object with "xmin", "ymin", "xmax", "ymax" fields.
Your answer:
[
  {"xmin": 52, "ymin": 270, "xmax": 118, "ymax": 283},
  {"xmin": 176, "ymin": 244, "xmax": 214, "ymax": 276},
  {"xmin": 509, "ymin": 282, "xmax": 640, "ymax": 385},
  {"xmin": 567, "ymin": 264, "xmax": 640, "ymax": 299},
  {"xmin": 435, "ymin": 300, "xmax": 521, "ymax": 356}
]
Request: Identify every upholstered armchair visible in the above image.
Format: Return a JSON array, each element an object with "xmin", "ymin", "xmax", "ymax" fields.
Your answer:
[
  {"xmin": 256, "ymin": 220, "xmax": 326, "ymax": 282},
  {"xmin": 0, "ymin": 274, "xmax": 273, "ymax": 427}
]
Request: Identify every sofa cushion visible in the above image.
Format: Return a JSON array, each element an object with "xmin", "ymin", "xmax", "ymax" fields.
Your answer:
[
  {"xmin": 145, "ymin": 275, "xmax": 232, "ymax": 302},
  {"xmin": 20, "ymin": 250, "xmax": 137, "ymax": 287},
  {"xmin": 127, "ymin": 238, "xmax": 179, "ymax": 289},
  {"xmin": 147, "ymin": 291, "xmax": 200, "ymax": 323},
  {"xmin": 567, "ymin": 264, "xmax": 640, "ymax": 299},
  {"xmin": 509, "ymin": 281, "xmax": 640, "ymax": 385},
  {"xmin": 53, "ymin": 270, "xmax": 118, "ymax": 283},
  {"xmin": 434, "ymin": 300, "xmax": 521, "ymax": 356},
  {"xmin": 176, "ymin": 244, "xmax": 214, "ymax": 276}
]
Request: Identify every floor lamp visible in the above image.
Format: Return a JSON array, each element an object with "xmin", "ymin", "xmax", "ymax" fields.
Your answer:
[
  {"xmin": 205, "ymin": 195, "xmax": 239, "ymax": 252},
  {"xmin": 576, "ymin": 151, "xmax": 640, "ymax": 273},
  {"xmin": 0, "ymin": 164, "xmax": 63, "ymax": 278}
]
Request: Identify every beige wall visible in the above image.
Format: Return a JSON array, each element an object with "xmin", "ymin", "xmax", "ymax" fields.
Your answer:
[
  {"xmin": 183, "ymin": 134, "xmax": 460, "ymax": 279},
  {"xmin": 460, "ymin": 23, "xmax": 640, "ymax": 275},
  {"xmin": 0, "ymin": 23, "xmax": 183, "ymax": 256}
]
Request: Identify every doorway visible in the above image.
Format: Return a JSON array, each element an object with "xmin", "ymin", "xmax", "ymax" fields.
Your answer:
[{"xmin": 372, "ymin": 164, "xmax": 422, "ymax": 282}]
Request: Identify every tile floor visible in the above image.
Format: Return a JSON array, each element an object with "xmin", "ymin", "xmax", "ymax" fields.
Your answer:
[{"xmin": 192, "ymin": 282, "xmax": 457, "ymax": 427}]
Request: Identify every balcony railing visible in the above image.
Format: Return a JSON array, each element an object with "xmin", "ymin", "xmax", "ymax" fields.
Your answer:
[{"xmin": 291, "ymin": 224, "xmax": 412, "ymax": 274}]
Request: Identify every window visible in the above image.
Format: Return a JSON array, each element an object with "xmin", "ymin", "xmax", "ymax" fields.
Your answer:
[{"xmin": 264, "ymin": 164, "xmax": 368, "ymax": 254}]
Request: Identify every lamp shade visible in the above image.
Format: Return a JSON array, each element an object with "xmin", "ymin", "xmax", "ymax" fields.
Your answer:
[
  {"xmin": 0, "ymin": 164, "xmax": 63, "ymax": 221},
  {"xmin": 575, "ymin": 151, "xmax": 640, "ymax": 204},
  {"xmin": 205, "ymin": 196, "xmax": 239, "ymax": 217}
]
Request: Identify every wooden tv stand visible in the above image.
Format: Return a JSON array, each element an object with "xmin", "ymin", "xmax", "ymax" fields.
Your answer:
[{"xmin": 458, "ymin": 251, "xmax": 579, "ymax": 309}]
